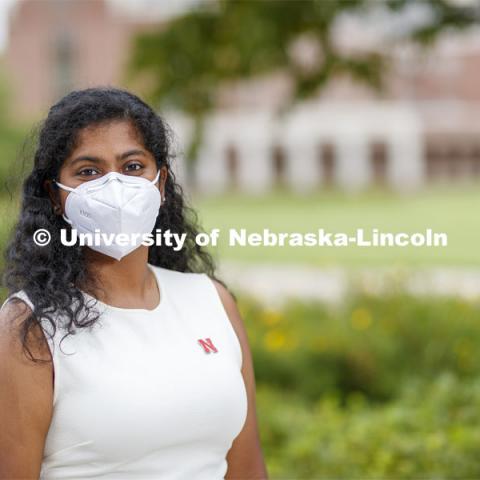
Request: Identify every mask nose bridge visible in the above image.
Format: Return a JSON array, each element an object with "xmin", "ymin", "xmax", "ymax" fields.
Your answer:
[
  {"xmin": 94, "ymin": 170, "xmax": 160, "ymax": 193},
  {"xmin": 85, "ymin": 172, "xmax": 123, "ymax": 192},
  {"xmin": 54, "ymin": 169, "xmax": 160, "ymax": 194}
]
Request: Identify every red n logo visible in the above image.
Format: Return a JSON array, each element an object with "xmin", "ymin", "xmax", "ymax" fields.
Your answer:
[{"xmin": 198, "ymin": 337, "xmax": 218, "ymax": 354}]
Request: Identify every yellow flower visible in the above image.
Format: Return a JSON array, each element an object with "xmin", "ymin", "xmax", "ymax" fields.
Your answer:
[
  {"xmin": 261, "ymin": 308, "xmax": 283, "ymax": 326},
  {"xmin": 351, "ymin": 308, "xmax": 372, "ymax": 331},
  {"xmin": 263, "ymin": 329, "xmax": 287, "ymax": 351}
]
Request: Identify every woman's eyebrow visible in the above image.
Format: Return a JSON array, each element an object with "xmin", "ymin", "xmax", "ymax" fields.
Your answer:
[
  {"xmin": 117, "ymin": 149, "xmax": 147, "ymax": 160},
  {"xmin": 68, "ymin": 149, "xmax": 147, "ymax": 166}
]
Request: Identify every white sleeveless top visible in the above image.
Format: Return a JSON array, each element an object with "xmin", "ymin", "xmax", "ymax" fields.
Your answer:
[{"xmin": 1, "ymin": 264, "xmax": 248, "ymax": 479}]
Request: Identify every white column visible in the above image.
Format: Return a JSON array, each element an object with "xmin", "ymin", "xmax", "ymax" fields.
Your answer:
[
  {"xmin": 193, "ymin": 142, "xmax": 229, "ymax": 195},
  {"xmin": 284, "ymin": 139, "xmax": 321, "ymax": 193},
  {"xmin": 387, "ymin": 131, "xmax": 424, "ymax": 191},
  {"xmin": 334, "ymin": 134, "xmax": 372, "ymax": 191},
  {"xmin": 235, "ymin": 137, "xmax": 273, "ymax": 194}
]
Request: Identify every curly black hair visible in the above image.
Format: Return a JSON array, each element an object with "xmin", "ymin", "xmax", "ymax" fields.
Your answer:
[{"xmin": 2, "ymin": 86, "xmax": 231, "ymax": 362}]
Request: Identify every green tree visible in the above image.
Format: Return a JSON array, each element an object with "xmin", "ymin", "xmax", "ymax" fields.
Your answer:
[
  {"xmin": 125, "ymin": 0, "xmax": 478, "ymax": 185},
  {"xmin": 0, "ymin": 63, "xmax": 29, "ymax": 196}
]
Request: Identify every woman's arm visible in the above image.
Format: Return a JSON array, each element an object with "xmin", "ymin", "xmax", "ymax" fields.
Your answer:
[
  {"xmin": 0, "ymin": 301, "xmax": 53, "ymax": 479},
  {"xmin": 211, "ymin": 280, "xmax": 269, "ymax": 480}
]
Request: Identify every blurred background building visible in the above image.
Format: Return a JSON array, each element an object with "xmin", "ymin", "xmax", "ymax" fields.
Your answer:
[{"xmin": 3, "ymin": 0, "xmax": 480, "ymax": 193}]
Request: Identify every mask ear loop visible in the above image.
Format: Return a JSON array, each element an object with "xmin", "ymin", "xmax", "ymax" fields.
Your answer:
[
  {"xmin": 61, "ymin": 213, "xmax": 73, "ymax": 225},
  {"xmin": 53, "ymin": 178, "xmax": 75, "ymax": 192},
  {"xmin": 151, "ymin": 169, "xmax": 161, "ymax": 185},
  {"xmin": 52, "ymin": 179, "xmax": 74, "ymax": 225},
  {"xmin": 151, "ymin": 169, "xmax": 163, "ymax": 206}
]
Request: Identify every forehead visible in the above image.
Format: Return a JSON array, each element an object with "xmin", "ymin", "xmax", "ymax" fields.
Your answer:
[{"xmin": 73, "ymin": 120, "xmax": 145, "ymax": 151}]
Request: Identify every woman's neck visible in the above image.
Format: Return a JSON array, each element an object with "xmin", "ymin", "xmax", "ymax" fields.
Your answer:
[{"xmin": 81, "ymin": 247, "xmax": 159, "ymax": 309}]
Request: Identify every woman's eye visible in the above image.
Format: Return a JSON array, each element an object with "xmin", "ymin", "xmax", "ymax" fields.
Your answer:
[
  {"xmin": 125, "ymin": 163, "xmax": 143, "ymax": 172},
  {"xmin": 78, "ymin": 168, "xmax": 100, "ymax": 176}
]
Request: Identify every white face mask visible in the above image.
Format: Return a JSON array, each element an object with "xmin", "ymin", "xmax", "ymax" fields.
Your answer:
[{"xmin": 54, "ymin": 170, "xmax": 162, "ymax": 261}]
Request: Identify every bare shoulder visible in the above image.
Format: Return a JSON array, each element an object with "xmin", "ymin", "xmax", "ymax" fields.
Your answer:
[
  {"xmin": 0, "ymin": 298, "xmax": 53, "ymax": 477},
  {"xmin": 209, "ymin": 278, "xmax": 238, "ymax": 315},
  {"xmin": 0, "ymin": 298, "xmax": 51, "ymax": 362},
  {"xmin": 208, "ymin": 277, "xmax": 254, "ymax": 376},
  {"xmin": 0, "ymin": 296, "xmax": 53, "ymax": 402},
  {"xmin": 209, "ymin": 278, "xmax": 248, "ymax": 342},
  {"xmin": 0, "ymin": 299, "xmax": 34, "ymax": 355},
  {"xmin": 0, "ymin": 298, "xmax": 53, "ymax": 392},
  {"xmin": 207, "ymin": 281, "xmax": 269, "ymax": 478}
]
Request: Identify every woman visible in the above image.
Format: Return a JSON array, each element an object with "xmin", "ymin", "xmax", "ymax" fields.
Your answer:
[{"xmin": 0, "ymin": 87, "xmax": 268, "ymax": 479}]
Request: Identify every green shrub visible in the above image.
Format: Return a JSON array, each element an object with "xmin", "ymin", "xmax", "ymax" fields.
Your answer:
[
  {"xmin": 239, "ymin": 292, "xmax": 480, "ymax": 403},
  {"xmin": 257, "ymin": 373, "xmax": 480, "ymax": 478}
]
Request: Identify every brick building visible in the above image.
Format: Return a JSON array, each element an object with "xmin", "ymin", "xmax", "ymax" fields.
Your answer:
[{"xmin": 4, "ymin": 0, "xmax": 480, "ymax": 192}]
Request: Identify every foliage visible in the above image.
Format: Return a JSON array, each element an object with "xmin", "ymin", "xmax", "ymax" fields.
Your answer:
[
  {"xmin": 238, "ymin": 291, "xmax": 480, "ymax": 477},
  {"xmin": 125, "ymin": 0, "xmax": 478, "ymax": 172},
  {"xmin": 239, "ymin": 291, "xmax": 480, "ymax": 404},
  {"xmin": 0, "ymin": 67, "xmax": 29, "ymax": 196},
  {"xmin": 256, "ymin": 375, "xmax": 480, "ymax": 478}
]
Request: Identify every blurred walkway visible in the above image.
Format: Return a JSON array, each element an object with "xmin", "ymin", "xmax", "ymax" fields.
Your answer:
[{"xmin": 217, "ymin": 261, "xmax": 480, "ymax": 307}]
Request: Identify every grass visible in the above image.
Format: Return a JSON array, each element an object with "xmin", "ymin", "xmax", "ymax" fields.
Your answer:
[{"xmin": 191, "ymin": 182, "xmax": 480, "ymax": 268}]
